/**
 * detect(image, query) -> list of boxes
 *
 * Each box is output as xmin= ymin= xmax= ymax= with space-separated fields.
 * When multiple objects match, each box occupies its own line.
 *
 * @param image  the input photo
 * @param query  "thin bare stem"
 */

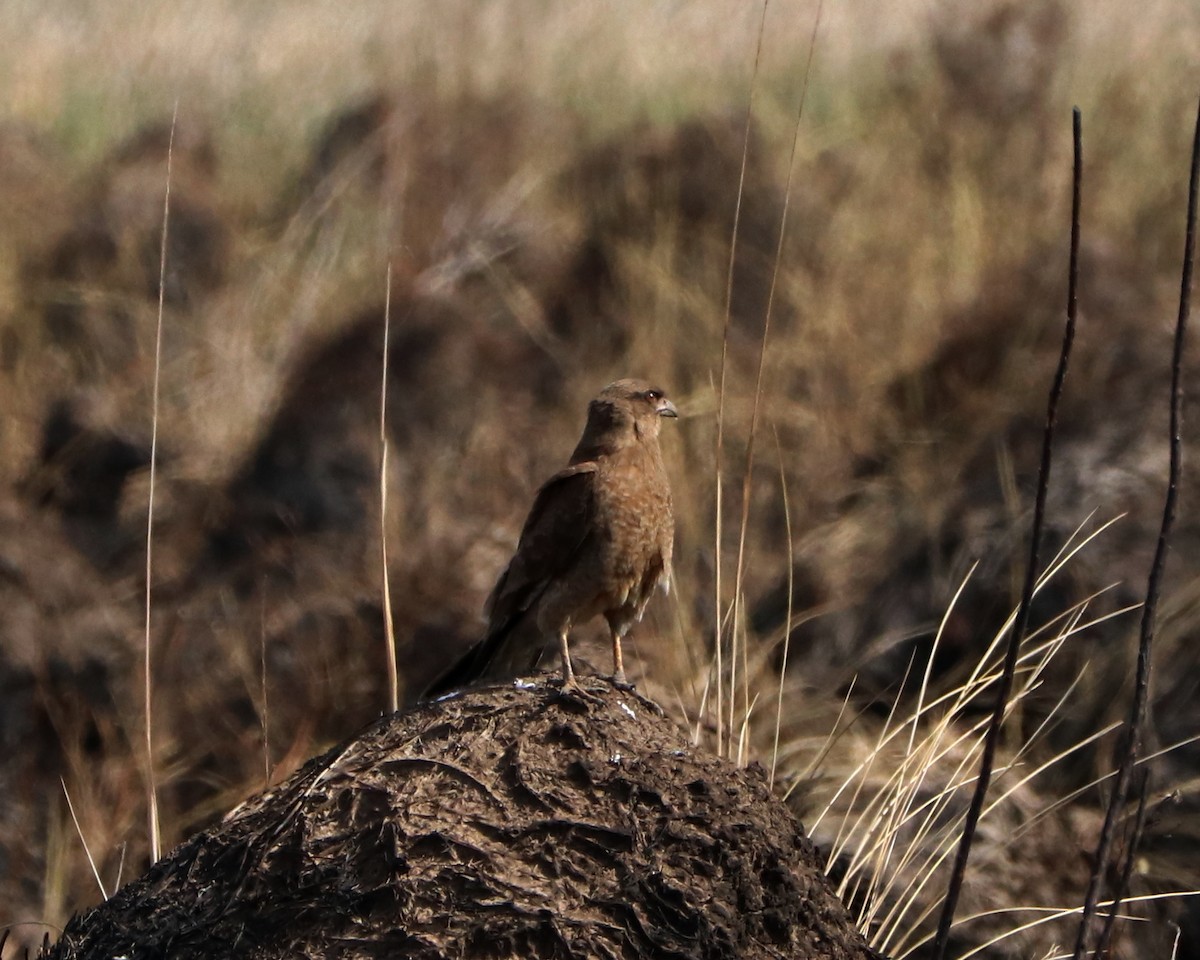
xmin=729 ymin=0 xmax=824 ymax=755
xmin=381 ymin=264 xmax=398 ymax=713
xmin=259 ymin=585 xmax=271 ymax=783
xmin=61 ymin=777 xmax=107 ymax=901
xmin=1094 ymin=771 xmax=1150 ymax=959
xmin=1014 ymin=729 xmax=1200 ymax=845
xmin=902 ymin=891 xmax=1200 ymax=960
xmin=1072 ymin=92 xmax=1200 ymax=960
xmin=115 ymin=841 xmax=127 ymax=891
xmin=143 ymin=101 xmax=178 ymax=865
xmin=769 ymin=426 xmax=794 ymax=789
xmin=933 ymin=106 xmax=1083 ymax=960
xmin=714 ymin=0 xmax=770 ymax=758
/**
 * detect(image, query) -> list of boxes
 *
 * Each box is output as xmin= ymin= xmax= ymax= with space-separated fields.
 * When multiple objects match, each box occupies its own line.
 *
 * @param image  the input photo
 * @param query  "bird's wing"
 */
xmin=422 ymin=463 xmax=599 ymax=699
xmin=485 ymin=461 xmax=598 ymax=628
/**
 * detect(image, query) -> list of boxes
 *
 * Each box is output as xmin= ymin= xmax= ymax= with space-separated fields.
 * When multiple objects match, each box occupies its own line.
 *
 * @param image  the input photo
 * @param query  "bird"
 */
xmin=425 ymin=378 xmax=677 ymax=696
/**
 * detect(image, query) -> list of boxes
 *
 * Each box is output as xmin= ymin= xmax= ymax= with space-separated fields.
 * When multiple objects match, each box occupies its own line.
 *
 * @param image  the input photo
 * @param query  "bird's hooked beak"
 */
xmin=657 ymin=397 xmax=679 ymax=418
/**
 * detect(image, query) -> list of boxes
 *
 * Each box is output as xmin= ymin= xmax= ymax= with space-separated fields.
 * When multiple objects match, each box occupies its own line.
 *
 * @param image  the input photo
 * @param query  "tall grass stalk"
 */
xmin=918 ymin=891 xmax=1200 ymax=960
xmin=769 ymin=426 xmax=795 ymax=789
xmin=729 ymin=0 xmax=823 ymax=758
xmin=60 ymin=778 xmax=107 ymax=902
xmin=380 ymin=264 xmax=398 ymax=713
xmin=142 ymin=100 xmax=178 ymax=865
xmin=713 ymin=0 xmax=770 ymax=759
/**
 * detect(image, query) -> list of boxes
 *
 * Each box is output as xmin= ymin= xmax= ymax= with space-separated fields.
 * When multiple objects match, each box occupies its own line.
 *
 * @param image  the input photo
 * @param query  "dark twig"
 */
xmin=1072 ymin=92 xmax=1200 ymax=960
xmin=932 ymin=107 xmax=1083 ymax=960
xmin=1093 ymin=771 xmax=1151 ymax=960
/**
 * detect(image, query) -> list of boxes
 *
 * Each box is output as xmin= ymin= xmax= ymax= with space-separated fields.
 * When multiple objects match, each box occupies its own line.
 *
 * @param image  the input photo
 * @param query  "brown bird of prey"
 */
xmin=426 ymin=379 xmax=677 ymax=695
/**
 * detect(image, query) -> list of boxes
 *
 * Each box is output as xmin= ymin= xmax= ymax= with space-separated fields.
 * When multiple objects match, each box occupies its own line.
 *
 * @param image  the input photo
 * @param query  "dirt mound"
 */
xmin=44 ymin=679 xmax=875 ymax=960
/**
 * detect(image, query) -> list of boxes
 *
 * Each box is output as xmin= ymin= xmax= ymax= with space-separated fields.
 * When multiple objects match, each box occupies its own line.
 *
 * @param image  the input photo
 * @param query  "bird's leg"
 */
xmin=611 ymin=627 xmax=634 ymax=690
xmin=558 ymin=627 xmax=577 ymax=688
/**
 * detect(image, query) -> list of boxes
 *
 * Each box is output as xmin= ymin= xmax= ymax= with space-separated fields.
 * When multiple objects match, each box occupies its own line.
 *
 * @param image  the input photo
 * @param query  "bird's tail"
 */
xmin=421 ymin=613 xmax=546 ymax=699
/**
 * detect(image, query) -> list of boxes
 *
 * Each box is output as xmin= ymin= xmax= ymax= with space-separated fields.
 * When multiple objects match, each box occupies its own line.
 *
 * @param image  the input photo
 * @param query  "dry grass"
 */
xmin=2 ymin=1 xmax=1200 ymax=958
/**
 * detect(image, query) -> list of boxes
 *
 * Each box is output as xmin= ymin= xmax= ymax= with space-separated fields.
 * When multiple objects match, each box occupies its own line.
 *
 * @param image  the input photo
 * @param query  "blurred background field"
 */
xmin=2 ymin=1 xmax=1200 ymax=957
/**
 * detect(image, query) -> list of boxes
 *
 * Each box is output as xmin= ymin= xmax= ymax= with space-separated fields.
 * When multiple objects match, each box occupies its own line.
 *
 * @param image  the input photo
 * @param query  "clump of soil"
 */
xmin=44 ymin=678 xmax=875 ymax=960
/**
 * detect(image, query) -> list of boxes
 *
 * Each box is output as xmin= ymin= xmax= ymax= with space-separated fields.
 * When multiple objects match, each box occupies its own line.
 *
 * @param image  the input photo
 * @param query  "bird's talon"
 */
xmin=551 ymin=677 xmax=604 ymax=709
xmin=555 ymin=664 xmax=583 ymax=694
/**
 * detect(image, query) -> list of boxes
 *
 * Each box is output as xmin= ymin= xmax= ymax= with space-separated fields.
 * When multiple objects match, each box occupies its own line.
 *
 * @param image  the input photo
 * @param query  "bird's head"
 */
xmin=575 ymin=379 xmax=678 ymax=456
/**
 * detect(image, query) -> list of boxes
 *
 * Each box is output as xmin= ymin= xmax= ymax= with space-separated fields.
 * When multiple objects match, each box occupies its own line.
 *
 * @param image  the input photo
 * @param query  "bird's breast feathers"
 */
xmin=591 ymin=446 xmax=674 ymax=599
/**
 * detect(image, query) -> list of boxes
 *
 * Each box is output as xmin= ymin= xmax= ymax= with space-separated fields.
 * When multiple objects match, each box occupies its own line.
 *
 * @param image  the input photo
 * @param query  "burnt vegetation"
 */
xmin=2 ymin=1 xmax=1200 ymax=958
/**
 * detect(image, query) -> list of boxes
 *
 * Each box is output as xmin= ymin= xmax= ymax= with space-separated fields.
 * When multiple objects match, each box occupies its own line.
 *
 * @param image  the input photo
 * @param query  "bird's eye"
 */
xmin=644 ymin=390 xmax=661 ymax=401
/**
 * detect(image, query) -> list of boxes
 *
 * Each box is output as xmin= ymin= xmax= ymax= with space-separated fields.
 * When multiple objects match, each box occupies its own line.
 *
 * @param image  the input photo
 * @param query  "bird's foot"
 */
xmin=551 ymin=672 xmax=607 ymax=708
xmin=558 ymin=673 xmax=581 ymax=692
xmin=611 ymin=671 xmax=636 ymax=692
